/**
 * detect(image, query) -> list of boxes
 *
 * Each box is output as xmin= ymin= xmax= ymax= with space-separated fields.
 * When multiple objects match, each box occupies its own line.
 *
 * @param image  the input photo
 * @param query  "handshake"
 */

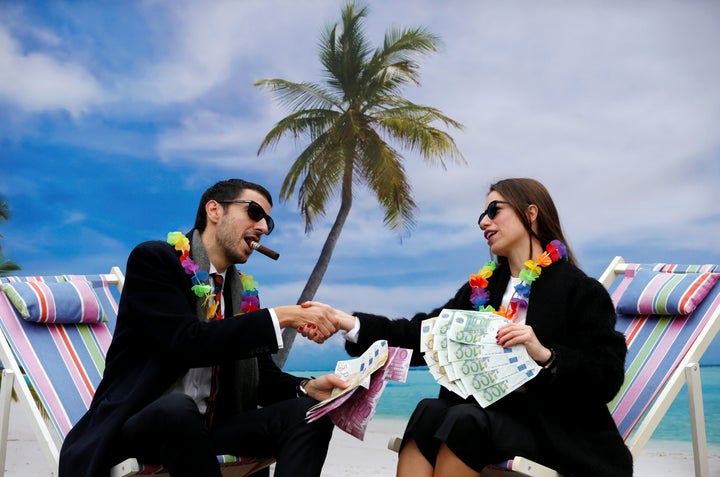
xmin=274 ymin=302 xmax=356 ymax=344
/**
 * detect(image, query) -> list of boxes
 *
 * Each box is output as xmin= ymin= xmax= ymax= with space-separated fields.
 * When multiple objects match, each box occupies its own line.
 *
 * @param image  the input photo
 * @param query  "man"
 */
xmin=59 ymin=178 xmax=347 ymax=477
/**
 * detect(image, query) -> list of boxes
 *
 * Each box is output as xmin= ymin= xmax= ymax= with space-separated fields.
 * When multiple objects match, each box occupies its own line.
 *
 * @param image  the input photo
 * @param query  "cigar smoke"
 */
xmin=249 ymin=241 xmax=280 ymax=260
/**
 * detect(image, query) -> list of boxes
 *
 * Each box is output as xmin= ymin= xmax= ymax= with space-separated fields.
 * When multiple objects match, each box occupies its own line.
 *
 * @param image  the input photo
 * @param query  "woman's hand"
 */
xmin=496 ymin=322 xmax=552 ymax=365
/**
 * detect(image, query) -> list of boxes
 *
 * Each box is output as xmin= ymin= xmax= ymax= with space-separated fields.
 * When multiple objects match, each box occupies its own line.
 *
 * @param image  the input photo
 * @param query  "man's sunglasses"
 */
xmin=478 ymin=200 xmax=511 ymax=225
xmin=218 ymin=200 xmax=275 ymax=234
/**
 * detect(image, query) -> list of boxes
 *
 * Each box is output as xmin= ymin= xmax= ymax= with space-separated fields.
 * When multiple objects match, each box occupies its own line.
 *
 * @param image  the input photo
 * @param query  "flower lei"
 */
xmin=469 ymin=240 xmax=568 ymax=320
xmin=167 ymin=232 xmax=260 ymax=319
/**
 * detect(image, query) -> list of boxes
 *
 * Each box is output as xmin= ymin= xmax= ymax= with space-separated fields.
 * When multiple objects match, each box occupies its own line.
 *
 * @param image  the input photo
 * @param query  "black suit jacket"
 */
xmin=59 ymin=237 xmax=302 ymax=477
xmin=346 ymin=260 xmax=633 ymax=477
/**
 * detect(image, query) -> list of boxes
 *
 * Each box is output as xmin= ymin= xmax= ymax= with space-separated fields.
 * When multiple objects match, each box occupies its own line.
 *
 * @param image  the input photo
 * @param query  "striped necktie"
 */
xmin=206 ymin=273 xmax=223 ymax=426
xmin=208 ymin=273 xmax=224 ymax=321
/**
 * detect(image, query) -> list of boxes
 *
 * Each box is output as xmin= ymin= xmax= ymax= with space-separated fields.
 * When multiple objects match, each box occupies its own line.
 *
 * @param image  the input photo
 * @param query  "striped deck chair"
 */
xmin=390 ymin=256 xmax=720 ymax=477
xmin=600 ymin=256 xmax=719 ymax=477
xmin=0 ymin=269 xmax=273 ymax=477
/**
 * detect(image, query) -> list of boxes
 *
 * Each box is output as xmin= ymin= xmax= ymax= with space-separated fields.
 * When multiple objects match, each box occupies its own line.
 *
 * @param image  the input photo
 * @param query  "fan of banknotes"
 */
xmin=421 ymin=309 xmax=541 ymax=407
xmin=305 ymin=340 xmax=413 ymax=440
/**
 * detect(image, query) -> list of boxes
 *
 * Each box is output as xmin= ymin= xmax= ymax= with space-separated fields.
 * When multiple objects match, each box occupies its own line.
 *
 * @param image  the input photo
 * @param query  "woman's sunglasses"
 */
xmin=218 ymin=200 xmax=275 ymax=234
xmin=477 ymin=200 xmax=511 ymax=225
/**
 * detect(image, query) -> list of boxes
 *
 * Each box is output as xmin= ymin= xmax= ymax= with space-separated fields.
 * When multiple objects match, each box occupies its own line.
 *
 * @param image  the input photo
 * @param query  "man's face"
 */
xmin=214 ymin=190 xmax=273 ymax=264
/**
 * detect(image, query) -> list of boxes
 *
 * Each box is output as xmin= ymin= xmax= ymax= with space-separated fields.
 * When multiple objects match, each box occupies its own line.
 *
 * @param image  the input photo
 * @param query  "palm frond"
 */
xmin=319 ymin=2 xmax=373 ymax=100
xmin=0 ymin=201 xmax=9 ymax=223
xmin=279 ymin=129 xmax=346 ymax=231
xmin=297 ymin=154 xmax=345 ymax=231
xmin=257 ymin=108 xmax=341 ymax=154
xmin=358 ymin=26 xmax=442 ymax=101
xmin=355 ymin=132 xmax=416 ymax=232
xmin=0 ymin=258 xmax=20 ymax=276
xmin=254 ymin=79 xmax=341 ymax=113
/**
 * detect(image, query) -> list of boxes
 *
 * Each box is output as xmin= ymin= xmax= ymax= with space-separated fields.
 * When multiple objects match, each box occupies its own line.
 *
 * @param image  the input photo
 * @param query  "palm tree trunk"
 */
xmin=273 ymin=165 xmax=354 ymax=368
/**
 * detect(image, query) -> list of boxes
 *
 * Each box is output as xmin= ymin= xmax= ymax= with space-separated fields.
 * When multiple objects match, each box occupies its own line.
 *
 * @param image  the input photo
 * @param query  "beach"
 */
xmin=4 ymin=403 xmax=719 ymax=476
xmin=321 ymin=417 xmax=720 ymax=477
xmin=321 ymin=368 xmax=720 ymax=476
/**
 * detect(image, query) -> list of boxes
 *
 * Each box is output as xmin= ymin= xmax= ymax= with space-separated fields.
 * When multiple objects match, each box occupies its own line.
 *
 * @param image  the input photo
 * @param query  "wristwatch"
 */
xmin=540 ymin=348 xmax=556 ymax=369
xmin=296 ymin=378 xmax=312 ymax=397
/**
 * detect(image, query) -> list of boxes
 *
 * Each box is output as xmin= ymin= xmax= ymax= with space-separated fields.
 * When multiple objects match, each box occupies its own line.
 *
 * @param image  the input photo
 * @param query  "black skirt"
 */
xmin=401 ymin=391 xmax=546 ymax=473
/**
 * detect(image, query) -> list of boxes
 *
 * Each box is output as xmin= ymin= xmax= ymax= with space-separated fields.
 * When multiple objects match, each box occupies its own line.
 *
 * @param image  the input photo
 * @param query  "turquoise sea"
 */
xmin=297 ymin=365 xmax=720 ymax=444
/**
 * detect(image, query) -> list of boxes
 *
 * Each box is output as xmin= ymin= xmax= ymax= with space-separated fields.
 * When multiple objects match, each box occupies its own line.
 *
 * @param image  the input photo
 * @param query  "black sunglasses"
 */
xmin=478 ymin=200 xmax=511 ymax=225
xmin=218 ymin=200 xmax=275 ymax=234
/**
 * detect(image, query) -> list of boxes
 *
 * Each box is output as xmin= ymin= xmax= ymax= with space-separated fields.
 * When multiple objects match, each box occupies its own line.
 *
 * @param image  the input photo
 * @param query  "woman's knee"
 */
xmin=412 ymin=398 xmax=451 ymax=418
xmin=443 ymin=403 xmax=490 ymax=438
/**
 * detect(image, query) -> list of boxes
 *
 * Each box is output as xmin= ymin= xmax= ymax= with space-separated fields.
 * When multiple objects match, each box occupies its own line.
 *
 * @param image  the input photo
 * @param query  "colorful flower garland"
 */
xmin=167 ymin=232 xmax=260 ymax=319
xmin=469 ymin=240 xmax=568 ymax=320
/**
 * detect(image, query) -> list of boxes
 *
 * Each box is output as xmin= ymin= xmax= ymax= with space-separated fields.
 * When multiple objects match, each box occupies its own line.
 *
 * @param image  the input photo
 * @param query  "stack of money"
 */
xmin=306 ymin=340 xmax=413 ymax=440
xmin=421 ymin=309 xmax=540 ymax=407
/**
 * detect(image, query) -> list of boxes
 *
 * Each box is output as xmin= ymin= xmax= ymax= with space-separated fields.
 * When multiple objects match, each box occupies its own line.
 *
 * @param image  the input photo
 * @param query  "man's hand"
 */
xmin=302 ymin=374 xmax=349 ymax=402
xmin=275 ymin=302 xmax=340 ymax=343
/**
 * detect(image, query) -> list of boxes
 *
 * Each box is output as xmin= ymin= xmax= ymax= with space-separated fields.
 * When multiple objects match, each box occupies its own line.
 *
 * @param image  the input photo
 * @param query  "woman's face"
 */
xmin=478 ymin=191 xmax=528 ymax=257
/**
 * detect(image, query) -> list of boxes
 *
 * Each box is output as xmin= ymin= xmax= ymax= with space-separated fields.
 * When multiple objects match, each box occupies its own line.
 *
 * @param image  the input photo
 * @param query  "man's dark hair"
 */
xmin=194 ymin=179 xmax=273 ymax=232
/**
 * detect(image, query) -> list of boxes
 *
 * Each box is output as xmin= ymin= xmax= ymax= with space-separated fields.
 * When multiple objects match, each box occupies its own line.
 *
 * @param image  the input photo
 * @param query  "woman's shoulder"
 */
xmin=543 ymin=260 xmax=613 ymax=304
xmin=548 ymin=259 xmax=588 ymax=280
xmin=543 ymin=260 xmax=605 ymax=289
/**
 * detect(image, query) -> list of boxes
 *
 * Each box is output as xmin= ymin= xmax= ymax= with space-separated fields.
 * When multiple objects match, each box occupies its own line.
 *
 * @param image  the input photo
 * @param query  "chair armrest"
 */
xmin=387 ymin=436 xmax=402 ymax=453
xmin=110 ymin=458 xmax=140 ymax=477
xmin=511 ymin=456 xmax=563 ymax=477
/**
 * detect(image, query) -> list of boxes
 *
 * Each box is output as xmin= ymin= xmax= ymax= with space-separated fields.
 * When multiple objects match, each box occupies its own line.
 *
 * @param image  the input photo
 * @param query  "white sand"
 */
xmin=3 ymin=403 xmax=719 ymax=476
xmin=322 ymin=418 xmax=720 ymax=476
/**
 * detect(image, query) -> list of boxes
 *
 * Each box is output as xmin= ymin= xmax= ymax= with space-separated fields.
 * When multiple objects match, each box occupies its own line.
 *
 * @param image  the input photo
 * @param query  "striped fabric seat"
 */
xmin=606 ymin=262 xmax=720 ymax=454
xmin=0 ymin=274 xmax=115 ymax=442
xmin=0 ymin=270 xmax=272 ymax=477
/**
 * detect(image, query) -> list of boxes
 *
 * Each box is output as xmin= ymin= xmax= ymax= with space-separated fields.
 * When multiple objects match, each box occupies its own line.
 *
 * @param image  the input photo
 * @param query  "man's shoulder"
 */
xmin=130 ymin=239 xmax=178 ymax=262
xmin=134 ymin=239 xmax=175 ymax=252
xmin=125 ymin=239 xmax=188 ymax=281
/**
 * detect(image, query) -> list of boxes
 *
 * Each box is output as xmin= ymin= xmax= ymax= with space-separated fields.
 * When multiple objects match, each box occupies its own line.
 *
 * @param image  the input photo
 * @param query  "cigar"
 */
xmin=249 ymin=241 xmax=280 ymax=260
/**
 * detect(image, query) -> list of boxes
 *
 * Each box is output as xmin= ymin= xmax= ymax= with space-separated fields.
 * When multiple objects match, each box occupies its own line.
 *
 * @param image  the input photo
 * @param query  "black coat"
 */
xmin=345 ymin=260 xmax=633 ymax=477
xmin=59 ymin=239 xmax=302 ymax=477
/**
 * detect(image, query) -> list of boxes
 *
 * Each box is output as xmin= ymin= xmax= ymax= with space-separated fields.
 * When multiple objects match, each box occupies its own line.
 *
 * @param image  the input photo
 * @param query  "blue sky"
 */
xmin=1 ymin=0 xmax=719 ymax=368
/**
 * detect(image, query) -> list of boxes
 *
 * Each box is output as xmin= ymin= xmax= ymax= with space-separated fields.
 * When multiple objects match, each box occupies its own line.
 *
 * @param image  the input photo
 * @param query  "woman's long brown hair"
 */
xmin=489 ymin=178 xmax=577 ymax=266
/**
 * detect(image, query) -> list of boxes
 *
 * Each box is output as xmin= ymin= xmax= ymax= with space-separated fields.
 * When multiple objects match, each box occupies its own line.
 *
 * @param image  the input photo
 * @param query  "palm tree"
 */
xmin=255 ymin=1 xmax=464 ymax=366
xmin=0 ymin=200 xmax=20 ymax=276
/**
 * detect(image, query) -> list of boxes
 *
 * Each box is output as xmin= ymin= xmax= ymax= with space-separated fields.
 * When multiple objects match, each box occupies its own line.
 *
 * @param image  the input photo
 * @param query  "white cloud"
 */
xmin=382 ymin=0 xmax=720 ymax=261
xmin=122 ymin=0 xmax=335 ymax=105
xmin=2 ymin=0 xmax=719 ymax=302
xmin=155 ymin=109 xmax=301 ymax=171
xmin=63 ymin=211 xmax=86 ymax=225
xmin=0 ymin=25 xmax=104 ymax=116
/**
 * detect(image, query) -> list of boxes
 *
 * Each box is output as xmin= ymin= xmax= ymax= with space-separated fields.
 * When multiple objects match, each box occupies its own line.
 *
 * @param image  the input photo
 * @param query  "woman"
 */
xmin=335 ymin=178 xmax=632 ymax=477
